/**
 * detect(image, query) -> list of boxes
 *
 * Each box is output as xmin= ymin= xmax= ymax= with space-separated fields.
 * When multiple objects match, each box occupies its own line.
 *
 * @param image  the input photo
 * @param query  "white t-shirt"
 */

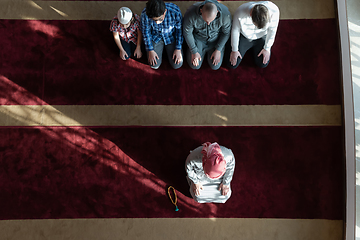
xmin=231 ymin=1 xmax=280 ymax=52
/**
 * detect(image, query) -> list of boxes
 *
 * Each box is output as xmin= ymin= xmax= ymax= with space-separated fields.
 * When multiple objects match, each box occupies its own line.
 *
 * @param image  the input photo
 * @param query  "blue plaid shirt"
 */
xmin=141 ymin=3 xmax=183 ymax=51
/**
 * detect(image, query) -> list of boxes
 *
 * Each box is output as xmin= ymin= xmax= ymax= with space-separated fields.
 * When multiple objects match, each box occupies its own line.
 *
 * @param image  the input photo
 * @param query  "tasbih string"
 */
xmin=167 ymin=186 xmax=179 ymax=211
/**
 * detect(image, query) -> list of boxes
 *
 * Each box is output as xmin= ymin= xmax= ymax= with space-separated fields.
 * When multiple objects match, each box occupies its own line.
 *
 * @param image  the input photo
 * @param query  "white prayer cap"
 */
xmin=117 ymin=7 xmax=133 ymax=25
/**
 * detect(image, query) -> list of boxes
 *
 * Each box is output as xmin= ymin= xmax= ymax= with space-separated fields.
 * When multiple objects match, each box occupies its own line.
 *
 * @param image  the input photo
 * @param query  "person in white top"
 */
xmin=185 ymin=142 xmax=235 ymax=203
xmin=228 ymin=1 xmax=279 ymax=68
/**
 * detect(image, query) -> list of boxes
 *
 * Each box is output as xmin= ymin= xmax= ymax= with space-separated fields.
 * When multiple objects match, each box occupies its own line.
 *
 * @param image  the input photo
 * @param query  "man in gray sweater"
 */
xmin=183 ymin=0 xmax=231 ymax=70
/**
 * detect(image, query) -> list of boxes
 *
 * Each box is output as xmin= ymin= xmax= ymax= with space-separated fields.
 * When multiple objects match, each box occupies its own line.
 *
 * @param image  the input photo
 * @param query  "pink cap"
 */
xmin=201 ymin=142 xmax=226 ymax=179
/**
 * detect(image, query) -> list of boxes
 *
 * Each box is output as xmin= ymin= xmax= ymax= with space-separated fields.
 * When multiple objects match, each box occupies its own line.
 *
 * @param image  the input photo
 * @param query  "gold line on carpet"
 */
xmin=0 ymin=105 xmax=341 ymax=127
xmin=0 ymin=218 xmax=343 ymax=240
xmin=0 ymin=0 xmax=335 ymax=20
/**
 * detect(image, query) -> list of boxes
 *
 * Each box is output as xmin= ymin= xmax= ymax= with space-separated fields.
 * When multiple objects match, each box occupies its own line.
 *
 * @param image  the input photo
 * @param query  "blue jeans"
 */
xmin=121 ymin=39 xmax=137 ymax=60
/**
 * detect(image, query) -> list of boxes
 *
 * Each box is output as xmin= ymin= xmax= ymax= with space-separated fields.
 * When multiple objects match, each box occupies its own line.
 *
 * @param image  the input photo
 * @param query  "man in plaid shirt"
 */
xmin=141 ymin=0 xmax=183 ymax=69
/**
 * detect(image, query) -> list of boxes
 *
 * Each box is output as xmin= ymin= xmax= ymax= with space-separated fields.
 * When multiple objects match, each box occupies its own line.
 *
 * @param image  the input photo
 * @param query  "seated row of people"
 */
xmin=110 ymin=0 xmax=279 ymax=70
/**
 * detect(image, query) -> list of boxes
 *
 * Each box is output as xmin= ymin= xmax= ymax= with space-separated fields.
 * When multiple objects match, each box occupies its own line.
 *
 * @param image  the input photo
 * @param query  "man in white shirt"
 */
xmin=228 ymin=1 xmax=279 ymax=68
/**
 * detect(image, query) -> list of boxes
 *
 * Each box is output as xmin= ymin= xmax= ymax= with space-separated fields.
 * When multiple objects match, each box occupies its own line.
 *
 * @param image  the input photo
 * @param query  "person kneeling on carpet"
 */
xmin=110 ymin=7 xmax=143 ymax=60
xmin=183 ymin=0 xmax=231 ymax=70
xmin=140 ymin=0 xmax=184 ymax=69
xmin=185 ymin=142 xmax=235 ymax=203
xmin=228 ymin=1 xmax=279 ymax=68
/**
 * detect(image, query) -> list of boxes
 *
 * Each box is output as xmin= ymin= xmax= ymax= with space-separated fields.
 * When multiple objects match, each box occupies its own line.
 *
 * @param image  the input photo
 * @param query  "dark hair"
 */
xmin=146 ymin=0 xmax=166 ymax=18
xmin=251 ymin=4 xmax=269 ymax=29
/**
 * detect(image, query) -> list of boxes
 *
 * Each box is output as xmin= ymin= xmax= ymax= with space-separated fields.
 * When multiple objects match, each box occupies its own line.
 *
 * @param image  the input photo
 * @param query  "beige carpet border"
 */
xmin=0 ymin=218 xmax=343 ymax=240
xmin=0 ymin=0 xmax=335 ymax=20
xmin=0 ymin=104 xmax=341 ymax=126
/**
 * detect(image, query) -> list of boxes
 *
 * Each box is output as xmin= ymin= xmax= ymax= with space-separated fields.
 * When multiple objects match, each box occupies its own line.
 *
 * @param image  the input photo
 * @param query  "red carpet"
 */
xmin=0 ymin=19 xmax=340 ymax=105
xmin=0 ymin=126 xmax=343 ymax=219
xmin=0 ymin=6 xmax=344 ymax=222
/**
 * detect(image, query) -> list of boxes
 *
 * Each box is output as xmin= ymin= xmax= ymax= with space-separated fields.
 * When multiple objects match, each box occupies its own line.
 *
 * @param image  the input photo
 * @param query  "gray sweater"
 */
xmin=183 ymin=0 xmax=231 ymax=54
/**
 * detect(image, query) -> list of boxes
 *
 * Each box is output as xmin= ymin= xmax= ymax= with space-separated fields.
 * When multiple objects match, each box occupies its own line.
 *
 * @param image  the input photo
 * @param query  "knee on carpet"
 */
xmin=150 ymin=64 xmax=160 ymax=70
xmin=189 ymin=63 xmax=201 ymax=70
xmin=256 ymin=62 xmax=269 ymax=68
xmin=254 ymin=57 xmax=269 ymax=68
xmin=210 ymin=63 xmax=222 ymax=70
xmin=172 ymin=61 xmax=183 ymax=70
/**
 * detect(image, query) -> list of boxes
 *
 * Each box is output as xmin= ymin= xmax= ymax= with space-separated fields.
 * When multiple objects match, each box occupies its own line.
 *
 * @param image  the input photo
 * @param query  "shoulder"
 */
xmin=166 ymin=3 xmax=181 ymax=13
xmin=220 ymin=146 xmax=235 ymax=161
xmin=263 ymin=1 xmax=278 ymax=8
xmin=133 ymin=14 xmax=141 ymax=26
xmin=133 ymin=14 xmax=140 ymax=22
xmin=234 ymin=2 xmax=252 ymax=16
xmin=141 ymin=7 xmax=148 ymax=18
xmin=219 ymin=6 xmax=231 ymax=22
xmin=110 ymin=16 xmax=119 ymax=24
xmin=185 ymin=2 xmax=200 ymax=14
xmin=186 ymin=146 xmax=203 ymax=163
xmin=165 ymin=3 xmax=183 ymax=21
xmin=263 ymin=1 xmax=280 ymax=21
xmin=217 ymin=2 xmax=230 ymax=14
xmin=184 ymin=3 xmax=200 ymax=20
xmin=140 ymin=8 xmax=150 ymax=24
xmin=110 ymin=16 xmax=120 ymax=30
xmin=259 ymin=1 xmax=279 ymax=14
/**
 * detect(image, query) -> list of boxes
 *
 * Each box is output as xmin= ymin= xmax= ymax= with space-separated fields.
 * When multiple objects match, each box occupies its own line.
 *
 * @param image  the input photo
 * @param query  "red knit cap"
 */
xmin=201 ymin=142 xmax=226 ymax=179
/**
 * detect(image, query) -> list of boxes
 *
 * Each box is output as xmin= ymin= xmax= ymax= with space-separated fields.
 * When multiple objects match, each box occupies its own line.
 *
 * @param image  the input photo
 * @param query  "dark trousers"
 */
xmin=147 ymin=40 xmax=183 ymax=69
xmin=228 ymin=34 xmax=270 ymax=69
xmin=121 ymin=39 xmax=137 ymax=60
xmin=186 ymin=40 xmax=225 ymax=70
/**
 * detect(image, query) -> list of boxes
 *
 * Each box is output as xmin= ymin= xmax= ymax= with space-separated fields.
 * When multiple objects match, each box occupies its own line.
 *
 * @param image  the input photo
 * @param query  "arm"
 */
xmin=231 ymin=11 xmax=241 ymax=52
xmin=112 ymin=32 xmax=128 ymax=60
xmin=172 ymin=8 xmax=183 ymax=64
xmin=217 ymin=148 xmax=235 ymax=196
xmin=263 ymin=6 xmax=280 ymax=51
xmin=185 ymin=147 xmax=203 ymax=184
xmin=141 ymin=11 xmax=159 ymax=65
xmin=174 ymin=10 xmax=183 ymax=50
xmin=186 ymin=158 xmax=204 ymax=196
xmin=140 ymin=12 xmax=154 ymax=52
xmin=136 ymin=24 xmax=143 ymax=48
xmin=183 ymin=9 xmax=199 ymax=54
xmin=186 ymin=158 xmax=201 ymax=184
xmin=134 ymin=29 xmax=143 ymax=58
xmin=215 ymin=11 xmax=231 ymax=51
xmin=229 ymin=8 xmax=242 ymax=65
xmin=221 ymin=150 xmax=235 ymax=186
xmin=113 ymin=32 xmax=124 ymax=51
